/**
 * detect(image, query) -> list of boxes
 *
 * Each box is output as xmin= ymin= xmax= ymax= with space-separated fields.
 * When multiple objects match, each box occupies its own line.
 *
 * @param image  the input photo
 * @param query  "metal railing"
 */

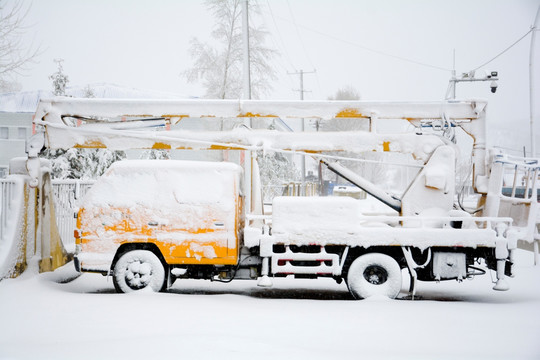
xmin=495 ymin=154 xmax=539 ymax=201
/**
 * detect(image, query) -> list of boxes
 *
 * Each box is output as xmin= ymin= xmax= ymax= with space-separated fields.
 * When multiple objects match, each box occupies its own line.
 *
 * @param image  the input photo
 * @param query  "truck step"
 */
xmin=271 ymin=246 xmax=340 ymax=276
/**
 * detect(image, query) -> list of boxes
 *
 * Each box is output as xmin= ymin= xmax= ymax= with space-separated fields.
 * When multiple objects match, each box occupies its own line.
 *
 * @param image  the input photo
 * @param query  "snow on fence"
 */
xmin=263 ymin=182 xmax=319 ymax=202
xmin=0 ymin=179 xmax=15 ymax=242
xmin=0 ymin=178 xmax=25 ymax=278
xmin=51 ymin=179 xmax=95 ymax=251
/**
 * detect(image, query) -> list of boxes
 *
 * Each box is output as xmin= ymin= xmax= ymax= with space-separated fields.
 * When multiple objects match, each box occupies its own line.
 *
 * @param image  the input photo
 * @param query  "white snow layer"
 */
xmin=82 ymin=160 xmax=241 ymax=209
xmin=270 ymin=197 xmax=500 ymax=250
xmin=0 ymin=250 xmax=539 ymax=360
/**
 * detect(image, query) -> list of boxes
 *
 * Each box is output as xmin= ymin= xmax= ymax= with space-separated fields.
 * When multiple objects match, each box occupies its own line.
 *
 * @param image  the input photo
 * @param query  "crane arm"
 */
xmin=28 ymin=98 xmax=488 ymax=191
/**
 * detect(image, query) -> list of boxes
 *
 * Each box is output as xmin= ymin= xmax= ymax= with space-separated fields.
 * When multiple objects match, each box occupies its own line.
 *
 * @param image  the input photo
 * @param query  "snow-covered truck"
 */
xmin=25 ymin=98 xmax=539 ymax=298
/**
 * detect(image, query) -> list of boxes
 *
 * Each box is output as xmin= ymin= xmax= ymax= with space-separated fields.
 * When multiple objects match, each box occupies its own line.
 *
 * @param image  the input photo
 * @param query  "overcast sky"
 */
xmin=9 ymin=0 xmax=540 ymax=153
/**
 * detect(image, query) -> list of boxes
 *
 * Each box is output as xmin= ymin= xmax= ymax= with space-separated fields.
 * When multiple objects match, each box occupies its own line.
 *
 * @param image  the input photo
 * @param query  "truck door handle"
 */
xmin=148 ymin=221 xmax=158 ymax=226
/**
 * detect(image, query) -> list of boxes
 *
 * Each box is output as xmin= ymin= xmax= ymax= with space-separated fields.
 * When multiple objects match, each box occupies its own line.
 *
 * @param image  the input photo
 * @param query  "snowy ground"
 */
xmin=1 ymin=250 xmax=539 ymax=360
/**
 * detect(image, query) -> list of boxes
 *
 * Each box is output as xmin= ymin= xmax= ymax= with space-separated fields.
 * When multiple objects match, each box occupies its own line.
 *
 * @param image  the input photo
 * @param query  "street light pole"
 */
xmin=529 ymin=5 xmax=540 ymax=157
xmin=242 ymin=0 xmax=251 ymax=100
xmin=242 ymin=0 xmax=252 ymax=215
xmin=288 ymin=69 xmax=316 ymax=188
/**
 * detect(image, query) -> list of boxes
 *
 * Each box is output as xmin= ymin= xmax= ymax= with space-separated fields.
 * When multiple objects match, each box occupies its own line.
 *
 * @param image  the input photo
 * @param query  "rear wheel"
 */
xmin=113 ymin=250 xmax=166 ymax=293
xmin=346 ymin=253 xmax=402 ymax=299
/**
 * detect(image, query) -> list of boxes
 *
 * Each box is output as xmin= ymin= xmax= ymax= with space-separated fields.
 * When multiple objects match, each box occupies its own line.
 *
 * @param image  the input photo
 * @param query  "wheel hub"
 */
xmin=125 ymin=260 xmax=153 ymax=289
xmin=363 ymin=265 xmax=388 ymax=285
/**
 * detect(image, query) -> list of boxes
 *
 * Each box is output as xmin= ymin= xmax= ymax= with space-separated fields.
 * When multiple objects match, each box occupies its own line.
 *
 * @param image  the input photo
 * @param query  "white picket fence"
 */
xmin=0 ymin=177 xmax=26 ymax=278
xmin=0 ymin=179 xmax=18 ymax=244
xmin=51 ymin=180 xmax=95 ymax=249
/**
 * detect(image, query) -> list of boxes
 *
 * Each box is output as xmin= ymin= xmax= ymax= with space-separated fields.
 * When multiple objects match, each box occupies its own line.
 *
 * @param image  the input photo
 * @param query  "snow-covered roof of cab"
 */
xmin=83 ymin=160 xmax=242 ymax=209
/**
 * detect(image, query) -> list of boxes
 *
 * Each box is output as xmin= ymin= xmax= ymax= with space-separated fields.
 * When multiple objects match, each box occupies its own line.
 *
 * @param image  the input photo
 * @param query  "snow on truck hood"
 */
xmin=81 ymin=160 xmax=242 ymax=209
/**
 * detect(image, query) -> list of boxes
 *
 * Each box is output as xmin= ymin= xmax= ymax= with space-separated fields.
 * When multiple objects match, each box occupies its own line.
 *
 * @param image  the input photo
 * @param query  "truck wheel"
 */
xmin=346 ymin=253 xmax=401 ymax=300
xmin=113 ymin=250 xmax=166 ymax=293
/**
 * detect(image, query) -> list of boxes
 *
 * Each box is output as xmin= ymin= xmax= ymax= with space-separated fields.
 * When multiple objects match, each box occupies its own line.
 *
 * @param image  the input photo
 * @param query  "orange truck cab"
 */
xmin=74 ymin=160 xmax=244 ymax=292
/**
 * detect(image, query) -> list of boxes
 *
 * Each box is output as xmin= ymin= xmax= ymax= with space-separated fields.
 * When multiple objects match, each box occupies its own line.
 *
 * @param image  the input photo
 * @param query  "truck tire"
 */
xmin=346 ymin=253 xmax=401 ymax=300
xmin=113 ymin=250 xmax=166 ymax=293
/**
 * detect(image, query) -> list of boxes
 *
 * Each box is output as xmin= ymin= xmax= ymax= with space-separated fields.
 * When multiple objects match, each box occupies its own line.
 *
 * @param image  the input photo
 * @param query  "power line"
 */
xmin=304 ymin=25 xmax=451 ymax=72
xmin=285 ymin=1 xmax=322 ymax=95
xmin=286 ymin=0 xmax=316 ymax=70
xmin=471 ymin=28 xmax=534 ymax=72
xmin=265 ymin=0 xmax=296 ymax=71
xmin=260 ymin=8 xmax=451 ymax=73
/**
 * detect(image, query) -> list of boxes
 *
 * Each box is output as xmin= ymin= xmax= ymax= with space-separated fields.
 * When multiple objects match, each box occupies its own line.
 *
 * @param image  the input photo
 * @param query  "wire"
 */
xmin=265 ymin=0 xmax=296 ymax=71
xmin=470 ymin=28 xmax=534 ymax=72
xmin=284 ymin=0 xmax=324 ymax=98
xmin=286 ymin=0 xmax=316 ymax=71
xmin=259 ymin=8 xmax=451 ymax=73
xmin=308 ymin=26 xmax=451 ymax=72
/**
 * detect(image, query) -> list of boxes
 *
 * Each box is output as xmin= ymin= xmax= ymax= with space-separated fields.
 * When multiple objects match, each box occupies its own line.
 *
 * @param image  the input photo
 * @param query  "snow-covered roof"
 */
xmin=0 ymin=83 xmax=190 ymax=113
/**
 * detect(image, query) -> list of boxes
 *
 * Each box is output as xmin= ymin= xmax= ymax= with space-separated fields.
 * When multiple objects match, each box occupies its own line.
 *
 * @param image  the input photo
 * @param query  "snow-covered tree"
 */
xmin=257 ymin=150 xmax=300 ymax=202
xmin=83 ymin=84 xmax=95 ymax=98
xmin=183 ymin=0 xmax=277 ymax=99
xmin=327 ymin=85 xmax=360 ymax=101
xmin=49 ymin=59 xmax=68 ymax=96
xmin=0 ymin=79 xmax=21 ymax=93
xmin=139 ymin=149 xmax=170 ymax=160
xmin=41 ymin=148 xmax=126 ymax=180
xmin=40 ymin=78 xmax=126 ymax=179
xmin=0 ymin=1 xmax=39 ymax=92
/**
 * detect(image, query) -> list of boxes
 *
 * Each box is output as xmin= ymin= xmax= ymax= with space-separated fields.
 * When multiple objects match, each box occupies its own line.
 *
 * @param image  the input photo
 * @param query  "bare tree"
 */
xmin=0 ymin=1 xmax=39 ymax=92
xmin=183 ymin=0 xmax=277 ymax=99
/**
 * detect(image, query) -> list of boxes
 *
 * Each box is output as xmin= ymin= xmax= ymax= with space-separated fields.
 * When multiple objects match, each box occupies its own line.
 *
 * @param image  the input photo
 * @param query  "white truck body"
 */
xmin=15 ymin=97 xmax=538 ymax=298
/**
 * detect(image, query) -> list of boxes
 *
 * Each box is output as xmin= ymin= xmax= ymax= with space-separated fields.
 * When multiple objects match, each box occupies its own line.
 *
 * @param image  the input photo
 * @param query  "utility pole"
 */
xmin=242 ymin=0 xmax=252 ymax=216
xmin=530 ymin=5 xmax=540 ymax=157
xmin=288 ymin=69 xmax=316 ymax=100
xmin=288 ymin=69 xmax=316 ymax=190
xmin=451 ymin=49 xmax=456 ymax=100
xmin=242 ymin=0 xmax=251 ymax=100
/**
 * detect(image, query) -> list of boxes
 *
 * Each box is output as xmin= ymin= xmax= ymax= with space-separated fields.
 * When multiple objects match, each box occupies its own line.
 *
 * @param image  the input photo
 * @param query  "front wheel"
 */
xmin=113 ymin=250 xmax=166 ymax=293
xmin=346 ymin=253 xmax=402 ymax=300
